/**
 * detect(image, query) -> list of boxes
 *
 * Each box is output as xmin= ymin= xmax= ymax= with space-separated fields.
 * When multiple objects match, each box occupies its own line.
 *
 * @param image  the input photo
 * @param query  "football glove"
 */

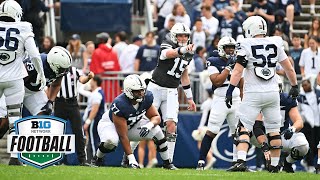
xmin=139 ymin=122 xmax=154 ymax=137
xmin=225 ymin=62 xmax=236 ymax=71
xmin=281 ymin=127 xmax=296 ymax=140
xmin=289 ymin=85 xmax=299 ymax=100
xmin=41 ymin=100 xmax=53 ymax=115
xmin=225 ymin=95 xmax=232 ymax=109
xmin=127 ymin=154 xmax=139 ymax=169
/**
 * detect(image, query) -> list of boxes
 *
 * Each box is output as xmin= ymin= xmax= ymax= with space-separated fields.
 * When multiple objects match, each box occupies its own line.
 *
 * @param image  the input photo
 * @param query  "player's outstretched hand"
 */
xmin=289 ymin=85 xmax=299 ymax=100
xmin=225 ymin=96 xmax=232 ymax=108
xmin=186 ymin=44 xmax=194 ymax=53
xmin=187 ymin=99 xmax=196 ymax=111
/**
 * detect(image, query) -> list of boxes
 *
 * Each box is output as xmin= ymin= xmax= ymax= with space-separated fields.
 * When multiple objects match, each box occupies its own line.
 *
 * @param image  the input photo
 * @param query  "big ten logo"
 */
xmin=31 ymin=121 xmax=51 ymax=129
xmin=211 ymin=124 xmax=256 ymax=165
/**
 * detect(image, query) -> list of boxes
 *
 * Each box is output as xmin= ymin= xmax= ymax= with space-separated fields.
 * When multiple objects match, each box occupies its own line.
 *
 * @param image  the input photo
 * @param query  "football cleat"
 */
xmin=91 ymin=156 xmax=104 ymax=167
xmin=316 ymin=164 xmax=320 ymax=174
xmin=283 ymin=159 xmax=294 ymax=173
xmin=163 ymin=163 xmax=178 ymax=170
xmin=8 ymin=157 xmax=23 ymax=166
xmin=268 ymin=165 xmax=279 ymax=173
xmin=226 ymin=159 xmax=249 ymax=172
xmin=80 ymin=162 xmax=97 ymax=167
xmin=129 ymin=163 xmax=140 ymax=169
xmin=196 ymin=160 xmax=205 ymax=170
xmin=121 ymin=153 xmax=129 ymax=168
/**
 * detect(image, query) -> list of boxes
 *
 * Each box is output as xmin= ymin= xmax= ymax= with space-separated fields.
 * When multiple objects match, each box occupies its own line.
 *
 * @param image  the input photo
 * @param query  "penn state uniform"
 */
xmin=279 ymin=93 xmax=309 ymax=152
xmin=22 ymin=54 xmax=65 ymax=115
xmin=98 ymin=91 xmax=162 ymax=145
xmin=236 ymin=36 xmax=287 ymax=133
xmin=207 ymin=56 xmax=240 ymax=134
xmin=149 ymin=35 xmax=193 ymax=122
xmin=219 ymin=19 xmax=242 ymax=40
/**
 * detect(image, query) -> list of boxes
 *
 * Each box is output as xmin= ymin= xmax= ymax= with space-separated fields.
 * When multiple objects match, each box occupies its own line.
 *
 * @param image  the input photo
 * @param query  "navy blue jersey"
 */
xmin=280 ymin=92 xmax=297 ymax=132
xmin=109 ymin=90 xmax=153 ymax=129
xmin=218 ymin=19 xmax=242 ymax=40
xmin=24 ymin=53 xmax=64 ymax=91
xmin=206 ymin=56 xmax=235 ymax=92
xmin=249 ymin=2 xmax=274 ymax=24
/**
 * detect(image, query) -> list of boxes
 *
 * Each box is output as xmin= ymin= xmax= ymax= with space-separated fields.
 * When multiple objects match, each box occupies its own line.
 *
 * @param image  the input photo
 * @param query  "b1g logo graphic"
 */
xmin=7 ymin=116 xmax=75 ymax=169
xmin=211 ymin=124 xmax=255 ymax=166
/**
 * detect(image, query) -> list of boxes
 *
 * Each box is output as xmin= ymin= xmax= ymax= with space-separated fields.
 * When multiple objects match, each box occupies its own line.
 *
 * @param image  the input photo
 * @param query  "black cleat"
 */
xmin=128 ymin=163 xmax=140 ymax=169
xmin=226 ymin=160 xmax=249 ymax=172
xmin=316 ymin=164 xmax=320 ymax=174
xmin=196 ymin=160 xmax=205 ymax=170
xmin=163 ymin=163 xmax=178 ymax=170
xmin=91 ymin=156 xmax=104 ymax=167
xmin=121 ymin=153 xmax=129 ymax=168
xmin=268 ymin=165 xmax=279 ymax=173
xmin=8 ymin=157 xmax=23 ymax=166
xmin=283 ymin=159 xmax=294 ymax=173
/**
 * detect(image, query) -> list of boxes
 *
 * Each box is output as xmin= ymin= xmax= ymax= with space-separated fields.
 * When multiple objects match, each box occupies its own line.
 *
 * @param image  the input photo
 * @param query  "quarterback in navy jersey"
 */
xmin=253 ymin=76 xmax=308 ymax=173
xmin=0 ymin=46 xmax=71 ymax=117
xmin=92 ymin=74 xmax=176 ymax=170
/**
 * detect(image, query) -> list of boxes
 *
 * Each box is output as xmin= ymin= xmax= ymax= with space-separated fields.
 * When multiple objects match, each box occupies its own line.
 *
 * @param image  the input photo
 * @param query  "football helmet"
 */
xmin=123 ymin=74 xmax=146 ymax=102
xmin=47 ymin=46 xmax=72 ymax=77
xmin=242 ymin=16 xmax=267 ymax=38
xmin=217 ymin=36 xmax=236 ymax=58
xmin=170 ymin=23 xmax=191 ymax=46
xmin=0 ymin=0 xmax=23 ymax=22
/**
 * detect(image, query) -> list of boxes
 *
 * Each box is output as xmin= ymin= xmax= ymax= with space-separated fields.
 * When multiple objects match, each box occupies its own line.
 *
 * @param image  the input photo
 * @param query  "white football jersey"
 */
xmin=0 ymin=21 xmax=38 ymax=82
xmin=236 ymin=36 xmax=288 ymax=93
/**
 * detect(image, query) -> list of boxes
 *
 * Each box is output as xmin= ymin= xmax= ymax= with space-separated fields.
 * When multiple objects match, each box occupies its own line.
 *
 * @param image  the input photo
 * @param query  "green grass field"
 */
xmin=0 ymin=165 xmax=319 ymax=180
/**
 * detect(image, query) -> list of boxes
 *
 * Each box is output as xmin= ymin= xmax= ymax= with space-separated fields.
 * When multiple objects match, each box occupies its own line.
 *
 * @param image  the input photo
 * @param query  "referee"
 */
xmin=54 ymin=66 xmax=94 ymax=166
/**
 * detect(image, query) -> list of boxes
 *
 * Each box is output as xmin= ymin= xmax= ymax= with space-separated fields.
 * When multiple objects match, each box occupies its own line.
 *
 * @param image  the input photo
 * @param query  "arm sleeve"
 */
xmin=25 ymin=37 xmax=43 ymax=74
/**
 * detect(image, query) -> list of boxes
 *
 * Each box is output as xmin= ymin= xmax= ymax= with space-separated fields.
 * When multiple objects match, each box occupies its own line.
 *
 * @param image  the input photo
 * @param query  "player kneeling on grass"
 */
xmin=91 ymin=74 xmax=177 ymax=169
xmin=253 ymin=76 xmax=309 ymax=173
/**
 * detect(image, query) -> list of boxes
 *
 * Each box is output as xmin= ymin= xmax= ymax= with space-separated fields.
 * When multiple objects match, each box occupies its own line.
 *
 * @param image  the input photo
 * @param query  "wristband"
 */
xmin=177 ymin=47 xmax=183 ymax=55
xmin=85 ymin=118 xmax=92 ymax=125
xmin=183 ymin=85 xmax=193 ymax=99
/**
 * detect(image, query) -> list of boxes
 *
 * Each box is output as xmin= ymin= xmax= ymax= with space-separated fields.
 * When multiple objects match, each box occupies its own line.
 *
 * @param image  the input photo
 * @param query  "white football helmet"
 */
xmin=242 ymin=16 xmax=267 ymax=38
xmin=170 ymin=23 xmax=191 ymax=46
xmin=47 ymin=46 xmax=72 ymax=76
xmin=123 ymin=74 xmax=147 ymax=102
xmin=0 ymin=0 xmax=23 ymax=22
xmin=217 ymin=36 xmax=236 ymax=58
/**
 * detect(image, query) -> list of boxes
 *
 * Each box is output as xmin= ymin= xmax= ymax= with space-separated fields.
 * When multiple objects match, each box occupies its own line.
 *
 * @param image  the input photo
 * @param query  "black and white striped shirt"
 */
xmin=57 ymin=67 xmax=80 ymax=99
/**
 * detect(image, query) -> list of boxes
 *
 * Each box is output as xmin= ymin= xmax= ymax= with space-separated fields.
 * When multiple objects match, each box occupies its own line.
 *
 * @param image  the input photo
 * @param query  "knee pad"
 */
xmin=234 ymin=126 xmax=252 ymax=149
xmin=290 ymin=145 xmax=309 ymax=160
xmin=98 ymin=140 xmax=117 ymax=153
xmin=154 ymin=138 xmax=168 ymax=152
xmin=253 ymin=121 xmax=266 ymax=138
xmin=267 ymin=134 xmax=283 ymax=150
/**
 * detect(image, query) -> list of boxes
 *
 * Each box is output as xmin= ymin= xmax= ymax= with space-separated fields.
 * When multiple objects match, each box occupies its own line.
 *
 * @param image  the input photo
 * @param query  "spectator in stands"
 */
xmin=310 ymin=0 xmax=316 ymax=15
xmin=113 ymin=31 xmax=128 ymax=58
xmin=300 ymin=36 xmax=320 ymax=81
xmin=39 ymin=36 xmax=55 ymax=54
xmin=164 ymin=2 xmax=191 ymax=29
xmin=67 ymin=34 xmax=87 ymax=71
xmin=200 ymin=4 xmax=219 ymax=47
xmin=269 ymin=9 xmax=290 ymax=39
xmin=247 ymin=0 xmax=274 ymax=34
xmin=90 ymin=32 xmax=121 ymax=103
xmin=212 ymin=0 xmax=230 ymax=23
xmin=157 ymin=18 xmax=175 ymax=45
xmin=155 ymin=0 xmax=178 ymax=32
xmin=193 ymin=46 xmax=206 ymax=72
xmin=273 ymin=28 xmax=290 ymax=50
xmin=298 ymin=79 xmax=320 ymax=173
xmin=134 ymin=32 xmax=160 ymax=72
xmin=218 ymin=6 xmax=242 ymax=41
xmin=83 ymin=41 xmax=95 ymax=73
xmin=230 ymin=0 xmax=247 ymax=24
xmin=304 ymin=17 xmax=320 ymax=48
xmin=119 ymin=35 xmax=143 ymax=73
xmin=191 ymin=18 xmax=206 ymax=49
xmin=206 ymin=35 xmax=220 ymax=58
xmin=276 ymin=0 xmax=299 ymax=32
xmin=289 ymin=34 xmax=303 ymax=76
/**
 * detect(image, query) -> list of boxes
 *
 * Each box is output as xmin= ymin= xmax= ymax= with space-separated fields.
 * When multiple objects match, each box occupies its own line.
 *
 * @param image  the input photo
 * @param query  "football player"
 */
xmin=0 ymin=0 xmax=46 ymax=164
xmin=147 ymin=22 xmax=197 ymax=162
xmin=196 ymin=36 xmax=242 ymax=170
xmin=225 ymin=16 xmax=299 ymax=172
xmin=0 ymin=46 xmax=71 ymax=165
xmin=91 ymin=75 xmax=177 ymax=170
xmin=252 ymin=75 xmax=309 ymax=173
